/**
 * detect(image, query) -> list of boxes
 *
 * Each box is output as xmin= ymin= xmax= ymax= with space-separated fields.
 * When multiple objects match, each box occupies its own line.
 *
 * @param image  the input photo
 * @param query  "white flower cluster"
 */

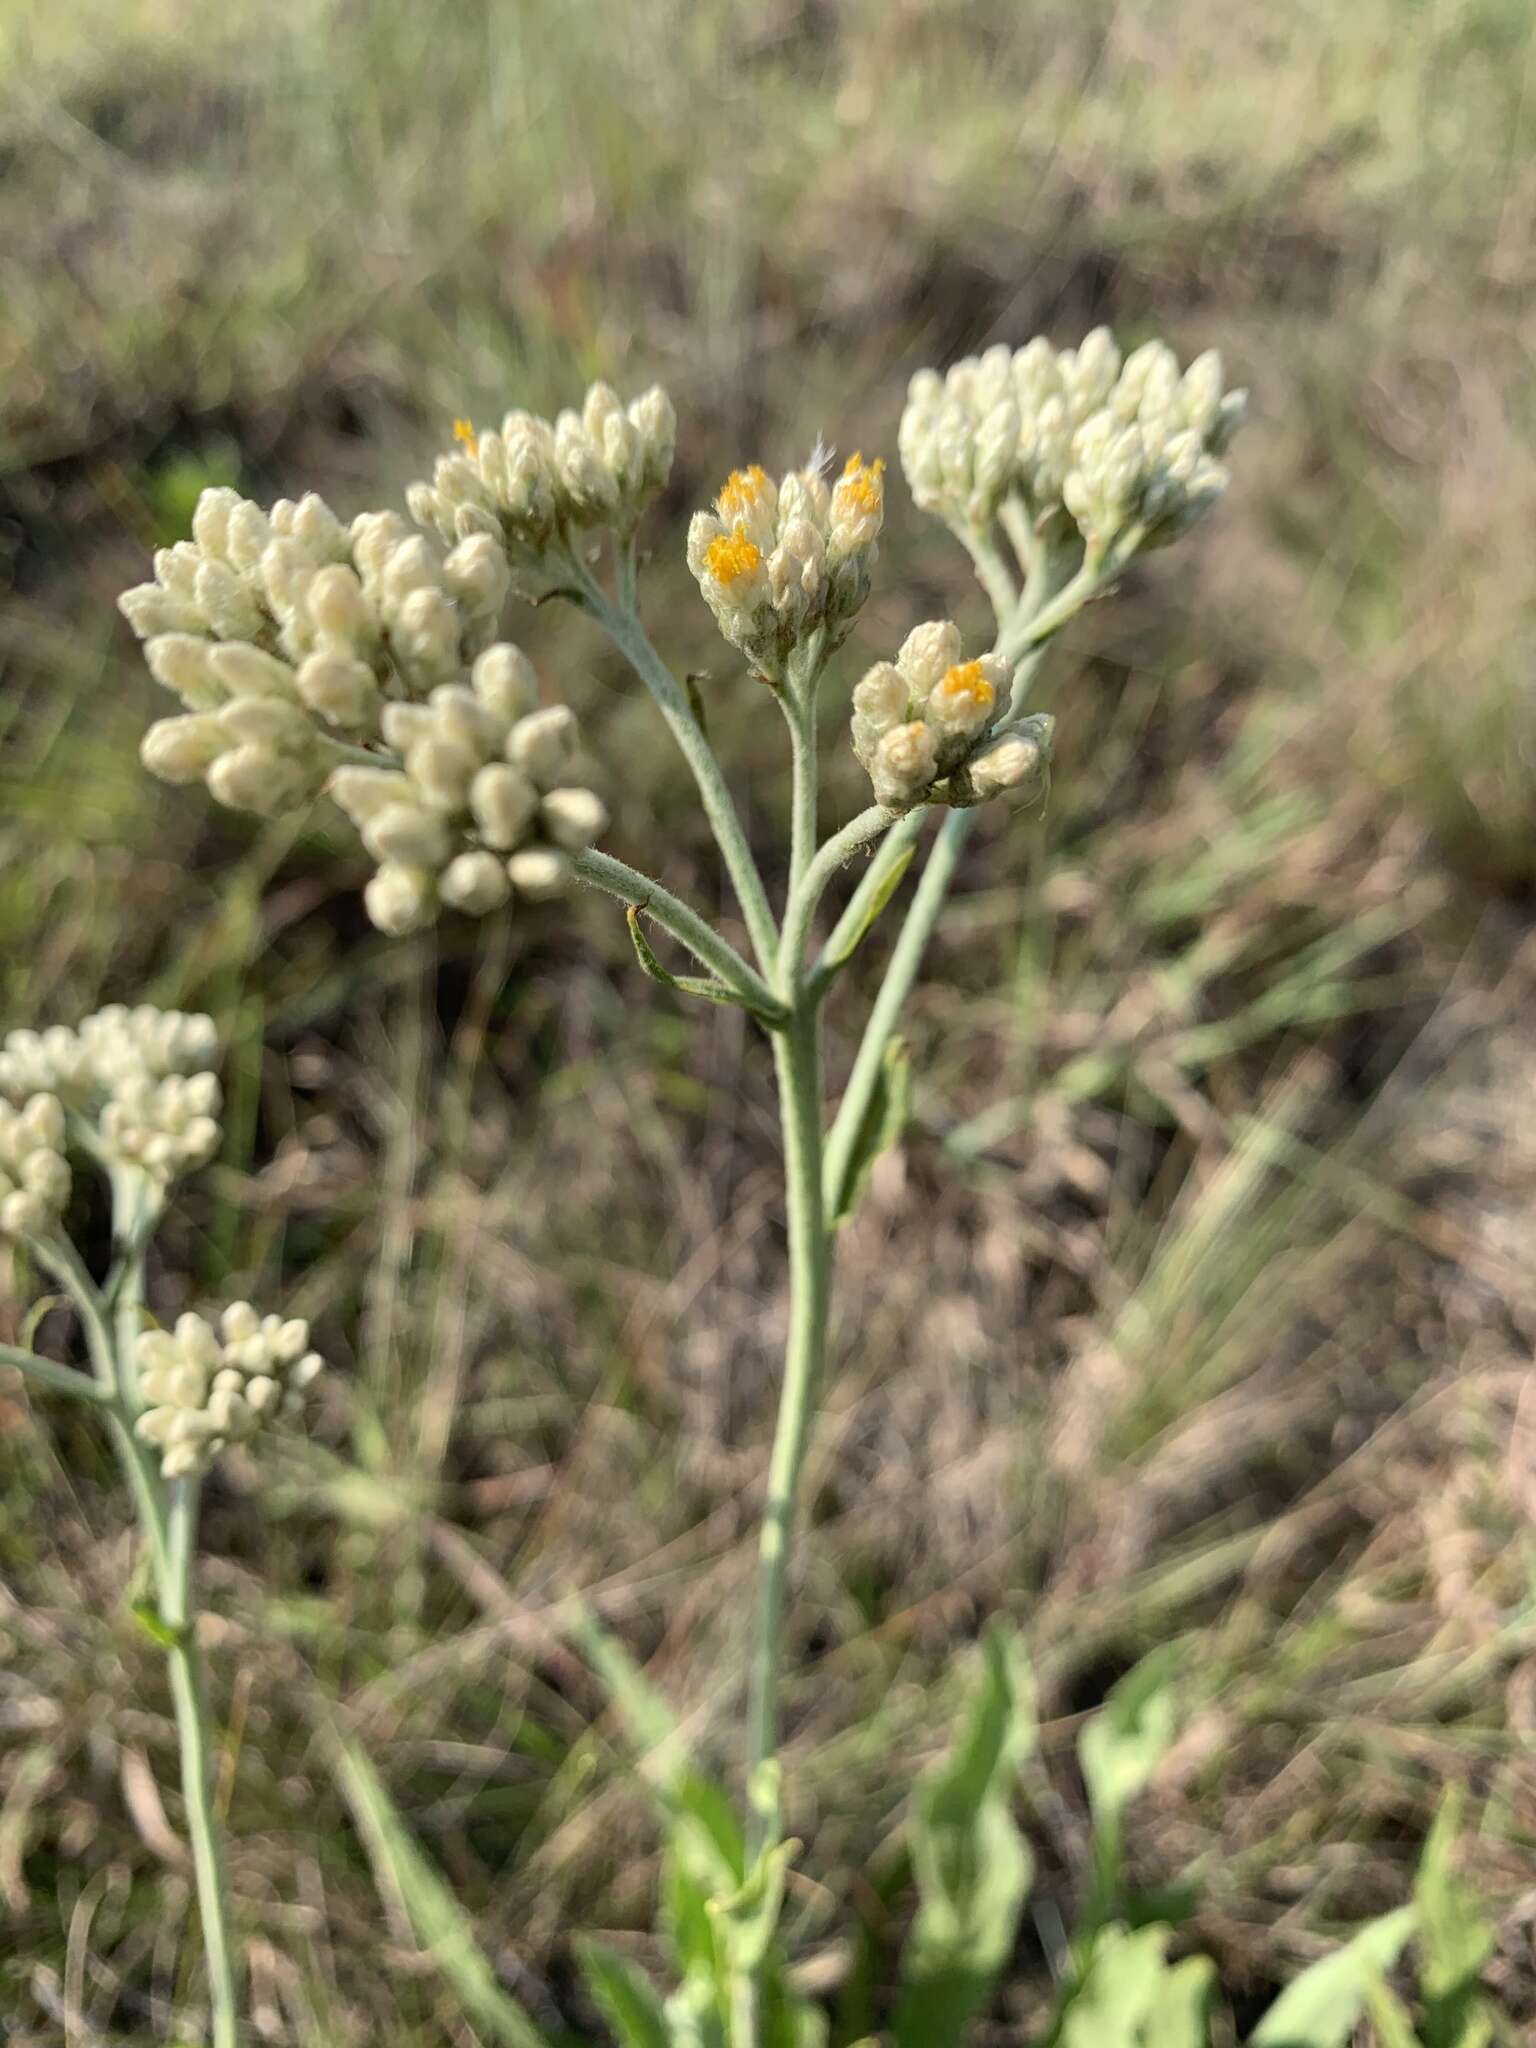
xmin=120 ymin=490 xmax=511 ymax=815
xmin=0 ymin=1005 xmax=221 ymax=1185
xmin=0 ymin=1095 xmax=71 ymax=1239
xmin=407 ymin=383 xmax=676 ymax=590
xmin=686 ymin=454 xmax=886 ymax=680
xmin=134 ymin=1305 xmax=323 ymax=1479
xmin=329 ymin=643 xmax=607 ymax=935
xmin=850 ymin=621 xmax=1051 ymax=812
xmin=898 ymin=329 xmax=1245 ymax=552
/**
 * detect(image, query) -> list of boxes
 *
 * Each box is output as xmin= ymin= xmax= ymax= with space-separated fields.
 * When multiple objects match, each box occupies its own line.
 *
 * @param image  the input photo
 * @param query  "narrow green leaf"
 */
xmin=626 ymin=907 xmax=782 ymax=1024
xmin=1058 ymin=1925 xmax=1162 ymax=2044
xmin=830 ymin=1036 xmax=912 ymax=1226
xmin=824 ymin=839 xmax=917 ymax=972
xmin=569 ymin=1602 xmax=689 ymax=1789
xmin=1250 ymin=1905 xmax=1417 ymax=2048
xmin=577 ymin=1940 xmax=672 ymax=2048
xmin=1416 ymin=1786 xmax=1495 ymax=2048
xmin=893 ymin=1622 xmax=1037 ymax=2048
xmin=329 ymin=1729 xmax=553 ymax=2048
xmin=1078 ymin=1647 xmax=1181 ymax=1841
xmin=1365 ymin=1974 xmax=1426 ymax=2048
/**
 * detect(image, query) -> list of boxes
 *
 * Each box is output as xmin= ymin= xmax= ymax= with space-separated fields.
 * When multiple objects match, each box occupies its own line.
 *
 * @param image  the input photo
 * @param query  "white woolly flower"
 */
xmin=121 ymin=489 xmax=511 ymax=816
xmin=0 ymin=1005 xmax=223 ymax=1189
xmin=899 ymin=326 xmax=1245 ymax=553
xmin=329 ymin=643 xmax=607 ymax=935
xmin=0 ymin=1094 xmax=71 ymax=1239
xmin=406 ymin=383 xmax=676 ymax=591
xmin=134 ymin=1304 xmax=324 ymax=1480
xmin=99 ymin=1071 xmax=222 ymax=1182
xmin=687 ymin=453 xmax=885 ymax=680
xmin=850 ymin=622 xmax=1014 ymax=809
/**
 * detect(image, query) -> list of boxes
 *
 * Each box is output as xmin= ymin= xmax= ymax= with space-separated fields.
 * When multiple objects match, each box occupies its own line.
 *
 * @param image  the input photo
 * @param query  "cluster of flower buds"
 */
xmin=328 ymin=643 xmax=607 ymax=935
xmin=407 ymin=382 xmax=676 ymax=591
xmin=686 ymin=453 xmax=886 ymax=681
xmin=120 ymin=490 xmax=511 ymax=815
xmin=850 ymin=621 xmax=1052 ymax=812
xmin=0 ymin=1095 xmax=71 ymax=1239
xmin=134 ymin=1304 xmax=324 ymax=1479
xmin=0 ymin=1005 xmax=221 ymax=1186
xmin=898 ymin=328 xmax=1245 ymax=554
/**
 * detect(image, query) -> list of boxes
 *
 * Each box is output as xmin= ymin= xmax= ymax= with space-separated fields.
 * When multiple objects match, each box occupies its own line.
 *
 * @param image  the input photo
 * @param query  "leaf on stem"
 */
xmin=1249 ymin=1905 xmax=1418 ymax=2048
xmin=1078 ymin=1646 xmax=1182 ymax=1849
xmin=828 ymin=1037 xmax=912 ymax=1227
xmin=328 ymin=1728 xmax=554 ymax=2048
xmin=1055 ymin=1925 xmax=1214 ymax=2048
xmin=821 ymin=840 xmax=917 ymax=976
xmin=893 ymin=1621 xmax=1037 ymax=2048
xmin=626 ymin=908 xmax=784 ymax=1027
xmin=576 ymin=1940 xmax=672 ymax=2048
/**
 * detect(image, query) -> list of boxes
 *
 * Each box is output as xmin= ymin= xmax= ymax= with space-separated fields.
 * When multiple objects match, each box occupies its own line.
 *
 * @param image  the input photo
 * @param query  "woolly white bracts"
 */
xmin=686 ymin=453 xmax=885 ymax=680
xmin=0 ymin=1005 xmax=221 ymax=1186
xmin=134 ymin=1305 xmax=323 ymax=1479
xmin=0 ymin=1094 xmax=71 ymax=1239
xmin=121 ymin=490 xmax=511 ymax=815
xmin=898 ymin=328 xmax=1245 ymax=553
xmin=851 ymin=622 xmax=1019 ymax=810
xmin=407 ymin=382 xmax=676 ymax=590
xmin=328 ymin=642 xmax=607 ymax=936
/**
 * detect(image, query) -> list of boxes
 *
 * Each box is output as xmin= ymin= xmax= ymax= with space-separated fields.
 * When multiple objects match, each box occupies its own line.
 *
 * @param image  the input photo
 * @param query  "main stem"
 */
xmin=109 ymin=1171 xmax=241 ymax=2048
xmin=161 ymin=1481 xmax=240 ymax=2048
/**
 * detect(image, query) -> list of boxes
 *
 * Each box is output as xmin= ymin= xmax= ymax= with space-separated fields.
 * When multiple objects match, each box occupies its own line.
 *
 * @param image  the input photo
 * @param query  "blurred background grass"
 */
xmin=4 ymin=0 xmax=1536 ymax=2040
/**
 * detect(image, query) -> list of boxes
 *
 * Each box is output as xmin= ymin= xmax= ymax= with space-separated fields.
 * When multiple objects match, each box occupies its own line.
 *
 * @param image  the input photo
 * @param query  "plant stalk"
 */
xmin=161 ymin=1479 xmax=241 ymax=2048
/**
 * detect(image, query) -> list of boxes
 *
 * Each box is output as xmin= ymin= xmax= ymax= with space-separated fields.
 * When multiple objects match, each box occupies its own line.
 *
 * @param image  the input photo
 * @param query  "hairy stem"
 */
xmin=161 ymin=1480 xmax=241 ymax=2048
xmin=580 ymin=582 xmax=780 ymax=975
xmin=571 ymin=848 xmax=784 ymax=1020
xmin=0 ymin=1338 xmax=113 ymax=1404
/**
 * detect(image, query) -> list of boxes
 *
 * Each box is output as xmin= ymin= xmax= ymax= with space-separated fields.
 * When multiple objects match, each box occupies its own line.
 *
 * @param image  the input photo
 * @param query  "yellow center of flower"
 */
xmin=716 ymin=465 xmax=770 ymax=519
xmin=935 ymin=660 xmax=995 ymax=716
xmin=453 ymin=417 xmax=479 ymax=455
xmin=704 ymin=528 xmax=763 ymax=588
xmin=835 ymin=451 xmax=886 ymax=516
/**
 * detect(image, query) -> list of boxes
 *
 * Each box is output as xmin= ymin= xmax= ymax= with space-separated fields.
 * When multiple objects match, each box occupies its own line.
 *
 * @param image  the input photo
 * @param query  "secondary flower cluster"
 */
xmin=121 ymin=491 xmax=510 ymax=815
xmin=329 ymin=643 xmax=606 ymax=935
xmin=898 ymin=328 xmax=1245 ymax=554
xmin=0 ymin=1095 xmax=71 ymax=1240
xmin=134 ymin=1304 xmax=324 ymax=1479
xmin=0 ymin=1005 xmax=221 ymax=1190
xmin=407 ymin=381 xmax=676 ymax=592
xmin=686 ymin=453 xmax=886 ymax=680
xmin=850 ymin=622 xmax=1051 ymax=811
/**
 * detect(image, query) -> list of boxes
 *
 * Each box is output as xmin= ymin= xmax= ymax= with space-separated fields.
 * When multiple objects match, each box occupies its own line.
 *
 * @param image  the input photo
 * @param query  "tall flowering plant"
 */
xmin=7 ymin=332 xmax=1329 ymax=2048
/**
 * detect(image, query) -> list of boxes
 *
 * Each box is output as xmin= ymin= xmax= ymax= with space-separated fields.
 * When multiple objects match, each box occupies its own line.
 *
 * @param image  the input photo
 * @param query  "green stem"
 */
xmin=956 ymin=519 xmax=1019 ymax=620
xmin=821 ymin=807 xmax=975 ymax=1215
xmin=579 ymin=580 xmax=780 ymax=976
xmin=161 ymin=1479 xmax=241 ymax=2048
xmin=779 ymin=804 xmax=897 ymax=978
xmin=0 ymin=1338 xmax=113 ymax=1404
xmin=808 ymin=807 xmax=927 ymax=997
xmin=747 ymin=1000 xmax=830 ymax=1850
xmin=571 ymin=848 xmax=784 ymax=1020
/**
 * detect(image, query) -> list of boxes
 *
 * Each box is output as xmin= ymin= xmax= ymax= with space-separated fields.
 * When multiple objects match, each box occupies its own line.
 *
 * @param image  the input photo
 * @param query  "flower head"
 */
xmin=688 ymin=449 xmax=884 ymax=680
xmin=850 ymin=621 xmax=1050 ymax=811
xmin=408 ymin=380 xmax=676 ymax=589
xmin=121 ymin=490 xmax=510 ymax=815
xmin=899 ymin=326 xmax=1245 ymax=554
xmin=0 ymin=1094 xmax=70 ymax=1240
xmin=0 ymin=1005 xmax=222 ymax=1188
xmin=134 ymin=1304 xmax=324 ymax=1479
xmin=328 ymin=643 xmax=607 ymax=936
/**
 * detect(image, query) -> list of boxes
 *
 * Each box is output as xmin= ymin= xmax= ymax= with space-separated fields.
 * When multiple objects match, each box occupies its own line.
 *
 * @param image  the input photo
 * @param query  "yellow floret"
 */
xmin=935 ymin=660 xmax=995 ymax=718
xmin=835 ymin=451 xmax=886 ymax=516
xmin=704 ymin=527 xmax=764 ymax=588
xmin=715 ymin=465 xmax=771 ymax=520
xmin=453 ymin=417 xmax=479 ymax=455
